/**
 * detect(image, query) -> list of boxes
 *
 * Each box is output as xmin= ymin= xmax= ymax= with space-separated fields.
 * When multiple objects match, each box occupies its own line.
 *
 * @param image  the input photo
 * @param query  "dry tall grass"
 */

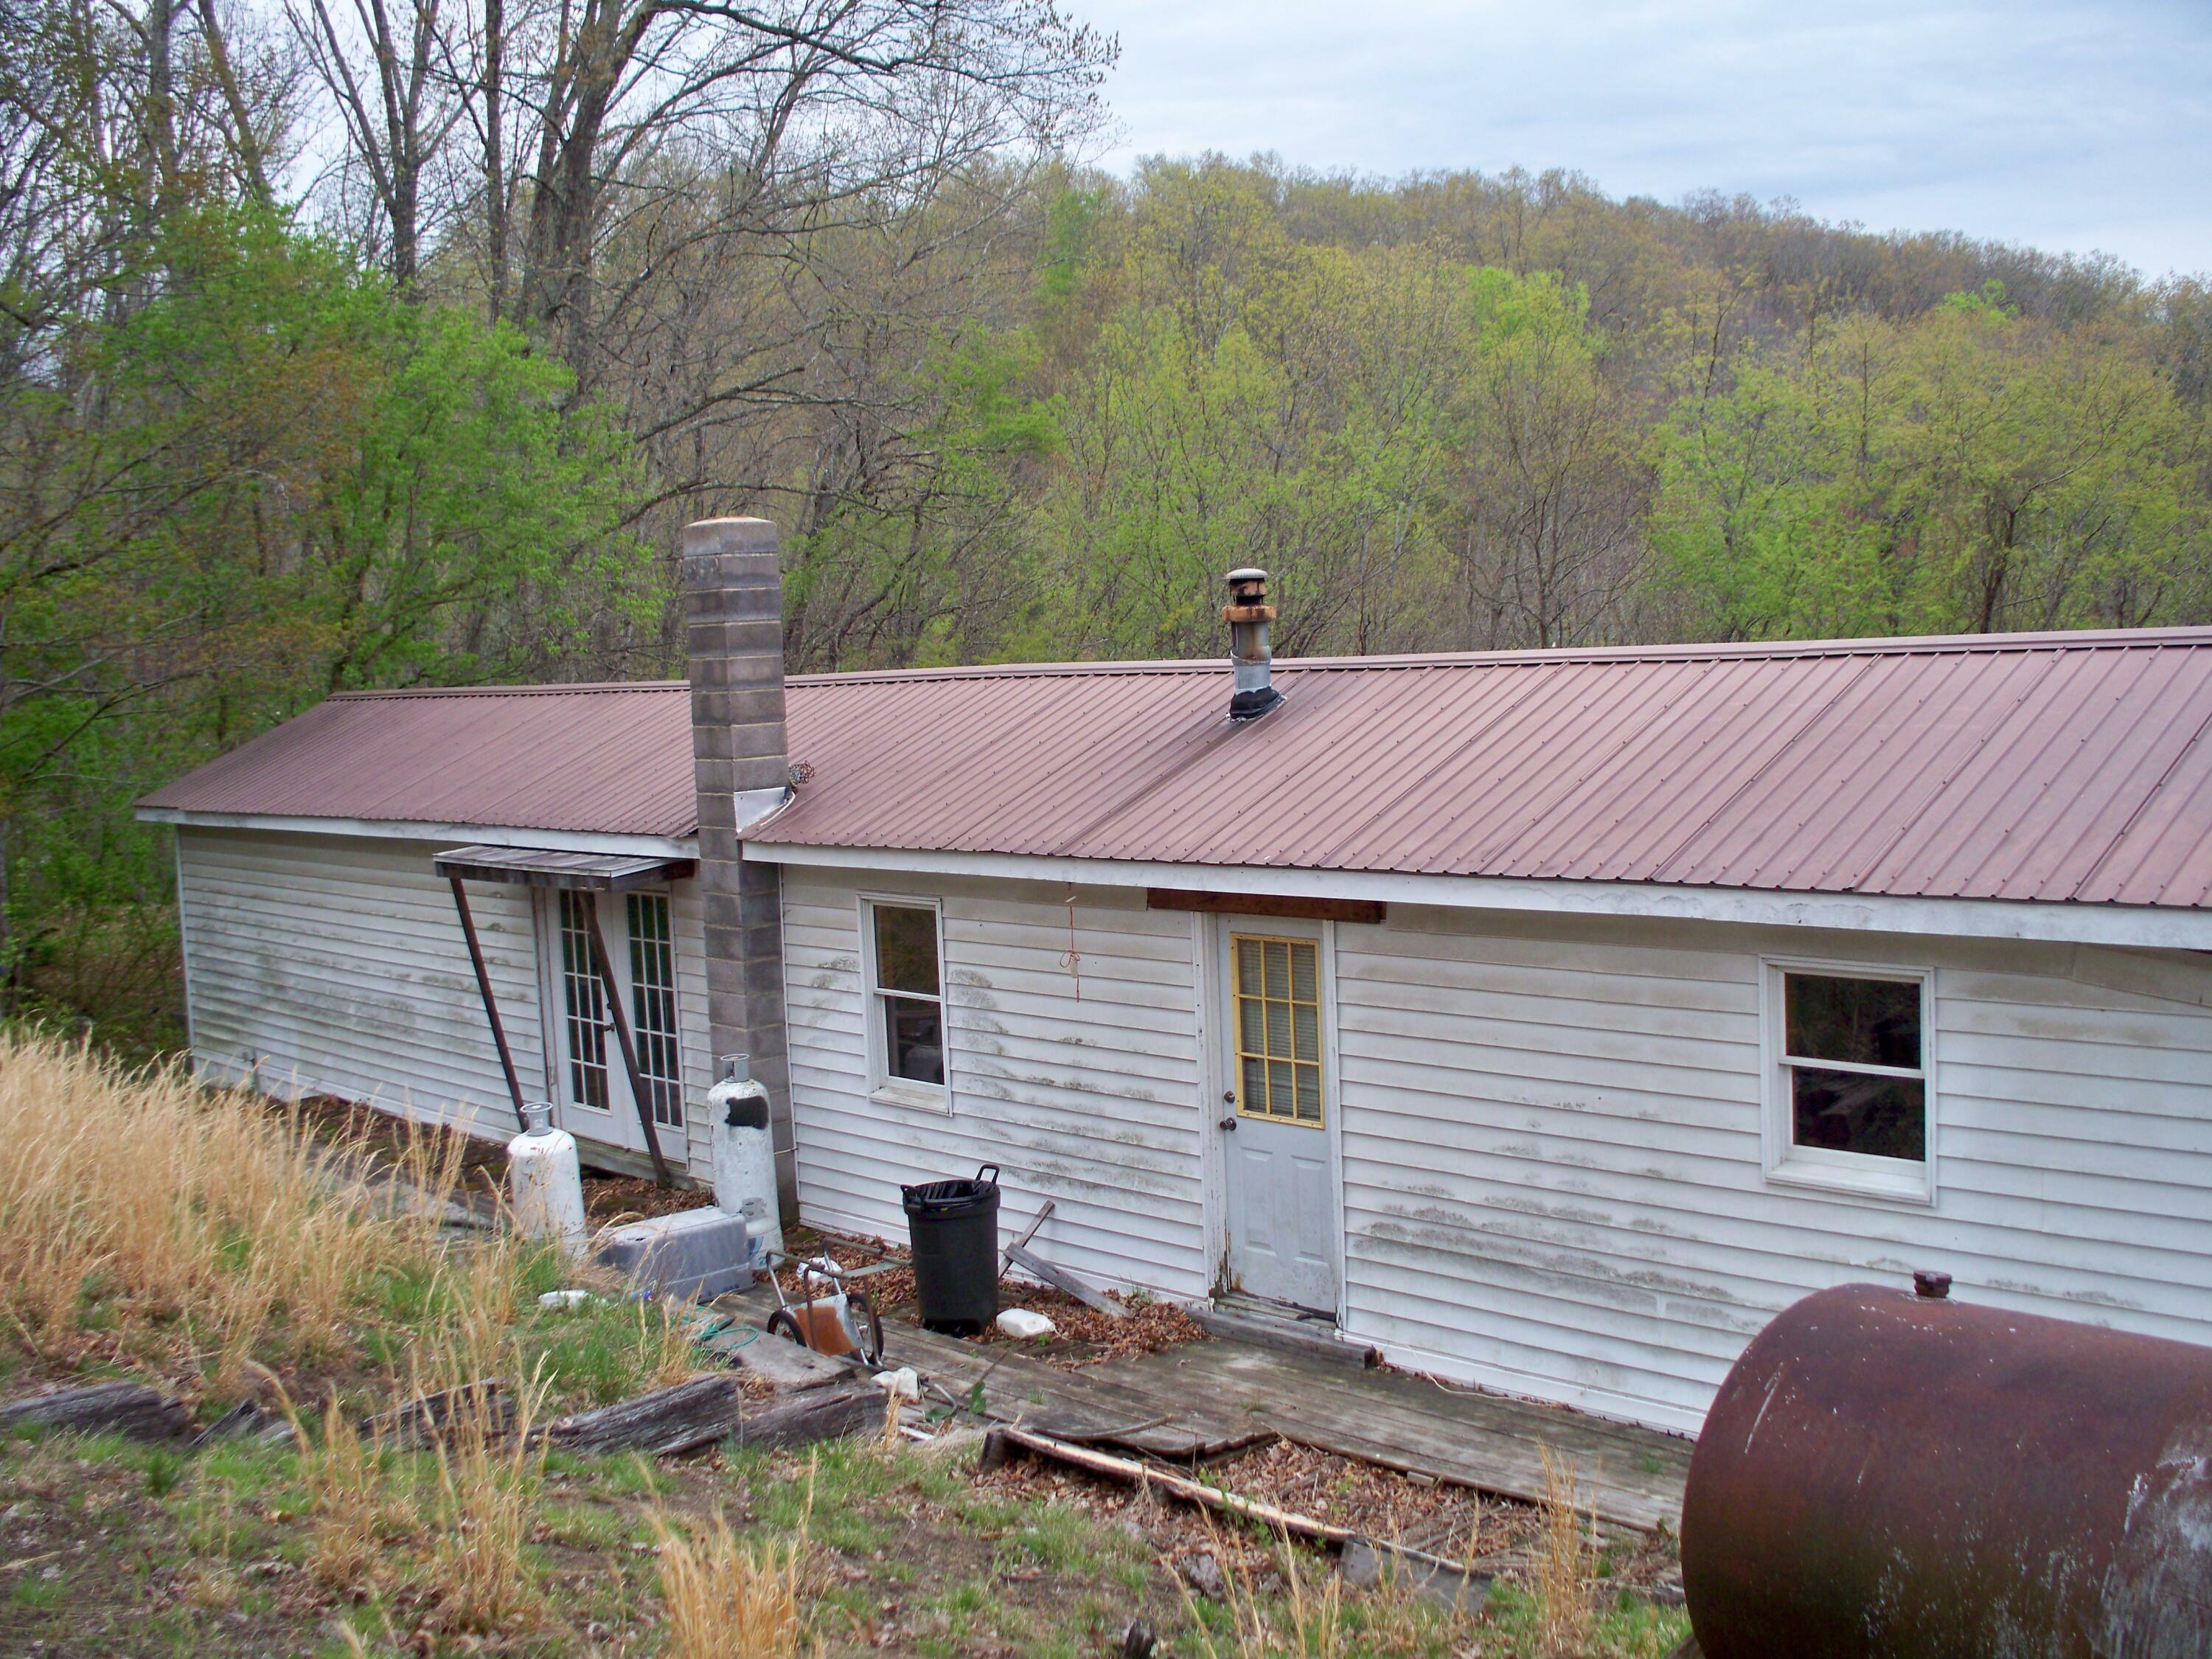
xmin=295 ymin=1352 xmax=554 ymax=1630
xmin=1534 ymin=1445 xmax=1598 ymax=1659
xmin=424 ymin=1367 xmax=550 ymax=1632
xmin=653 ymin=1509 xmax=811 ymax=1659
xmin=1180 ymin=1526 xmax=1349 ymax=1659
xmin=0 ymin=1031 xmax=464 ymax=1386
xmin=299 ymin=1391 xmax=390 ymax=1593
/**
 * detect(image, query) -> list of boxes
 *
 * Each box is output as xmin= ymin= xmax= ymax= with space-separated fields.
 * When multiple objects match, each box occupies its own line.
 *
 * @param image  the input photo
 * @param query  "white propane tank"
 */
xmin=507 ymin=1101 xmax=586 ymax=1254
xmin=707 ymin=1053 xmax=782 ymax=1262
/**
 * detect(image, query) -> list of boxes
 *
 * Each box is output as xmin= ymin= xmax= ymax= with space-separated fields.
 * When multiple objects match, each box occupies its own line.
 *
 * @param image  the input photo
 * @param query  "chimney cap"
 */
xmin=1225 ymin=567 xmax=1268 ymax=585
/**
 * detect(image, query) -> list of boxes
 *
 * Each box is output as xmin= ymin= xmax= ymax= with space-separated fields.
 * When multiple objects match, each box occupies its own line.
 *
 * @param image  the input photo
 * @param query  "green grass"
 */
xmin=10 ymin=1573 xmax=69 ymax=1610
xmin=540 ymin=1498 xmax=627 ymax=1549
xmin=995 ymin=1498 xmax=1109 ymax=1573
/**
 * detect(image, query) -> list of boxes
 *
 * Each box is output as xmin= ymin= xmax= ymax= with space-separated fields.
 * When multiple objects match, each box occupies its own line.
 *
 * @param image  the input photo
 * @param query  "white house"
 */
xmin=139 ymin=518 xmax=2212 ymax=1435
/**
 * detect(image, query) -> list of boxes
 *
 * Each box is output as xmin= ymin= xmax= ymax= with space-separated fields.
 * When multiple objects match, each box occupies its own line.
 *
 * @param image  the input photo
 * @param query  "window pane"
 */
xmin=1238 ymin=939 xmax=1265 ymax=995
xmin=1267 ymin=1059 xmax=1294 ymax=1111
xmin=1293 ymin=1063 xmax=1321 ymax=1122
xmin=1265 ymin=941 xmax=1291 ymax=1000
xmin=627 ymin=893 xmax=684 ymax=1130
xmin=873 ymin=905 xmax=939 ymax=996
xmin=558 ymin=891 xmax=610 ymax=1111
xmin=1239 ymin=998 xmax=1265 ymax=1054
xmin=1786 ymin=974 xmax=1920 ymax=1069
xmin=1293 ymin=1004 xmax=1320 ymax=1063
xmin=1291 ymin=942 xmax=1317 ymax=1003
xmin=1241 ymin=1054 xmax=1267 ymax=1111
xmin=883 ymin=995 xmax=943 ymax=1085
xmin=1792 ymin=1066 xmax=1926 ymax=1163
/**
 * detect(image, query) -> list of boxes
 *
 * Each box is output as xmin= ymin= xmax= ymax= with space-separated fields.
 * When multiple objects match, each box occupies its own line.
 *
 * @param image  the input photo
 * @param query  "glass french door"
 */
xmin=545 ymin=889 xmax=684 ymax=1150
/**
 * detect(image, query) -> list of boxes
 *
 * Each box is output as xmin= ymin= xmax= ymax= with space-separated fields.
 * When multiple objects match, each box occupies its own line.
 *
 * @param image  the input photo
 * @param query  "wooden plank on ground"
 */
xmin=546 ymin=1374 xmax=882 ymax=1458
xmin=1130 ymin=1340 xmax=1688 ymax=1531
xmin=717 ymin=1329 xmax=851 ymax=1392
xmin=0 ymin=1382 xmax=191 ymax=1442
xmin=877 ymin=1324 xmax=1265 ymax=1458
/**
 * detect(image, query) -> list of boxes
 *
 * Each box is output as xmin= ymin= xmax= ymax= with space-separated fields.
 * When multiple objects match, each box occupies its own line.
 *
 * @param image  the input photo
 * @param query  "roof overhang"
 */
xmin=432 ymin=845 xmax=695 ymax=891
xmin=741 ymin=841 xmax=2212 ymax=952
xmin=136 ymin=807 xmax=696 ymax=861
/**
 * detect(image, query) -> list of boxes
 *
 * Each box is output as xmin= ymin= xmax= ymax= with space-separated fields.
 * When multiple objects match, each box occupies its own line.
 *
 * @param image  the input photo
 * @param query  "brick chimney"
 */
xmin=682 ymin=517 xmax=794 ymax=1216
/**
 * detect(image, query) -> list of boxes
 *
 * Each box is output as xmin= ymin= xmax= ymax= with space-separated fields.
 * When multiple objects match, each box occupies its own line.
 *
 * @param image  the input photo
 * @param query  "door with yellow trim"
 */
xmin=1219 ymin=919 xmax=1338 ymax=1315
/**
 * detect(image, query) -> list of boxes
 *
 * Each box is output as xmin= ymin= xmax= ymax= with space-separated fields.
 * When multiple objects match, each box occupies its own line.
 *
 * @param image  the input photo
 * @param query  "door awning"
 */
xmin=431 ymin=845 xmax=696 ymax=891
xmin=434 ymin=843 xmax=681 ymax=1183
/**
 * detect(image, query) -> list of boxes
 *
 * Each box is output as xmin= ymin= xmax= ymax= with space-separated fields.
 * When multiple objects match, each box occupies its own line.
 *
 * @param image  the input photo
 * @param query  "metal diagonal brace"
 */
xmin=582 ymin=890 xmax=672 ymax=1186
xmin=447 ymin=875 xmax=528 ymax=1130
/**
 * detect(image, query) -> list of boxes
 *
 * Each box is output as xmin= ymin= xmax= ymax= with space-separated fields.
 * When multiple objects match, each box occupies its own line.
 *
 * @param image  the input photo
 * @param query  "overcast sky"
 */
xmin=1074 ymin=0 xmax=2212 ymax=279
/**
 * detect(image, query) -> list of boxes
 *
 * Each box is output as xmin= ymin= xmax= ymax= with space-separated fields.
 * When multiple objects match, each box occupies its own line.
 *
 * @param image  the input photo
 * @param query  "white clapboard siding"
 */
xmin=672 ymin=884 xmax=716 ymax=1176
xmin=178 ymin=830 xmax=540 ymax=1136
xmin=1333 ymin=907 xmax=2212 ymax=1435
xmin=782 ymin=871 xmax=1209 ymax=1300
xmin=178 ymin=828 xmax=715 ymax=1177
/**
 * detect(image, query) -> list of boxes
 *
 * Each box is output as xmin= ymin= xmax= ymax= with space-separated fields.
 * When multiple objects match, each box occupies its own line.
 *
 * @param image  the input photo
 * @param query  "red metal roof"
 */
xmin=138 ymin=684 xmax=700 ymax=840
xmin=141 ymin=630 xmax=2212 ymax=908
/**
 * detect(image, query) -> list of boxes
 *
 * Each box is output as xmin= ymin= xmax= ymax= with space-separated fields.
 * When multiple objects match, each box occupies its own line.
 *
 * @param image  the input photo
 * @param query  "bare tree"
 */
xmin=288 ymin=0 xmax=466 ymax=288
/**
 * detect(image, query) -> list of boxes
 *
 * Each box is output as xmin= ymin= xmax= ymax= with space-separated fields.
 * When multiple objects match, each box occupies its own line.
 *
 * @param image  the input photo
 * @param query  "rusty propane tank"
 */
xmin=1680 ymin=1283 xmax=2212 ymax=1659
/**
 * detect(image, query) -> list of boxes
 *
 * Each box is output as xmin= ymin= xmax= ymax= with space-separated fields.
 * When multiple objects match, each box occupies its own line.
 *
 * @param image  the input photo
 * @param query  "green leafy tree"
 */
xmin=0 ymin=205 xmax=650 ymax=964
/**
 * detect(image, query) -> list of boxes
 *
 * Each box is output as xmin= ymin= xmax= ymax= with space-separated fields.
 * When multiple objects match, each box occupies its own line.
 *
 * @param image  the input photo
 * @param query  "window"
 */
xmin=1232 ymin=934 xmax=1324 ymax=1126
xmin=557 ymin=890 xmax=611 ymax=1112
xmin=1767 ymin=963 xmax=1931 ymax=1200
xmin=627 ymin=892 xmax=684 ymax=1131
xmin=866 ymin=900 xmax=945 ymax=1102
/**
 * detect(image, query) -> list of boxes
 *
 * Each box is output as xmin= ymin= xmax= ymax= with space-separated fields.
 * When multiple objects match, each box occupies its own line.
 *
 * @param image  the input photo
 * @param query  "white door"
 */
xmin=540 ymin=888 xmax=686 ymax=1155
xmin=1219 ymin=919 xmax=1339 ymax=1316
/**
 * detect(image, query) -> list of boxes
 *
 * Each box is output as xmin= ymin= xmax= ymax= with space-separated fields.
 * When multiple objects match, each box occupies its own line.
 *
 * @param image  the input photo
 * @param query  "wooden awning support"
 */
xmin=447 ymin=874 xmax=529 ymax=1130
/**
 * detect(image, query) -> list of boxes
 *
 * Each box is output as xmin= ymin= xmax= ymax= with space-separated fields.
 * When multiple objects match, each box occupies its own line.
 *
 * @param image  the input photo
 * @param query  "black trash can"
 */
xmin=901 ymin=1164 xmax=1001 ymax=1336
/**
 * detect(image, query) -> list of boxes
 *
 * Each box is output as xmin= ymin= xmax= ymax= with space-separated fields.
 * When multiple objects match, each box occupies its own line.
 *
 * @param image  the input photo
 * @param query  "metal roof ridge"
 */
xmin=321 ymin=626 xmax=2212 ymax=702
xmin=328 ymin=680 xmax=689 ymax=700
xmin=780 ymin=627 xmax=2212 ymax=687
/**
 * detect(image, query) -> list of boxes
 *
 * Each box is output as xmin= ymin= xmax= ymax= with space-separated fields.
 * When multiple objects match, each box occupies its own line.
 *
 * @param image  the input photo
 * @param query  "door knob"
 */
xmin=1218 ymin=1116 xmax=1237 ymax=1132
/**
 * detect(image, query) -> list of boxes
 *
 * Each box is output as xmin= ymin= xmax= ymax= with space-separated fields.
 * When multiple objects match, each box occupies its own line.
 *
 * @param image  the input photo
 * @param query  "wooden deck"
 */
xmin=721 ymin=1286 xmax=1690 ymax=1531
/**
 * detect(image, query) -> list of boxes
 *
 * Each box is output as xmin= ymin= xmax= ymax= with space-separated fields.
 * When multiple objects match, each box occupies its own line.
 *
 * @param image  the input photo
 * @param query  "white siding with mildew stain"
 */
xmin=780 ymin=863 xmax=2212 ymax=1436
xmin=1334 ymin=908 xmax=2212 ymax=1435
xmin=176 ymin=827 xmax=717 ymax=1177
xmin=782 ymin=869 xmax=1209 ymax=1299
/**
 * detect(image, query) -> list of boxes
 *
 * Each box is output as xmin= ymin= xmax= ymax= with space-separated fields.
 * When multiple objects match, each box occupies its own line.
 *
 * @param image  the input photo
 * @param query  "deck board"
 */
xmin=713 ymin=1284 xmax=1688 ymax=1531
xmin=1119 ymin=1343 xmax=1689 ymax=1530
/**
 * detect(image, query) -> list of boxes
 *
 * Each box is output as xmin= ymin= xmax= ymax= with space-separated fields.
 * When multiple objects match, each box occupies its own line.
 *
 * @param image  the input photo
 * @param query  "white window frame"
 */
xmin=1761 ymin=957 xmax=1936 ymax=1206
xmin=858 ymin=893 xmax=952 ymax=1114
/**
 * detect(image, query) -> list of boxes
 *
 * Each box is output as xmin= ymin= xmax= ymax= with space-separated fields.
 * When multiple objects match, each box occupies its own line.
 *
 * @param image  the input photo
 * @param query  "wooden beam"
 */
xmin=582 ymin=891 xmax=672 ymax=1186
xmin=448 ymin=875 xmax=529 ymax=1128
xmin=0 ymin=1382 xmax=192 ymax=1441
xmin=1006 ymin=1242 xmax=1127 ymax=1319
xmin=543 ymin=1374 xmax=881 ymax=1458
xmin=985 ymin=1425 xmax=1358 ymax=1543
xmin=1146 ymin=890 xmax=1385 ymax=925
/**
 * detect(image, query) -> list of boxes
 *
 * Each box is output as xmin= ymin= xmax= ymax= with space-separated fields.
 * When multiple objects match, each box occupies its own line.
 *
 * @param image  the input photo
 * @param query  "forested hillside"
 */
xmin=1 ymin=0 xmax=2207 ymax=994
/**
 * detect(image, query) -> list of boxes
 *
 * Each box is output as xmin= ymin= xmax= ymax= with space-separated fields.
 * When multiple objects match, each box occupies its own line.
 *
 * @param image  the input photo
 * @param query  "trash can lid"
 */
xmin=901 ymin=1163 xmax=1001 ymax=1214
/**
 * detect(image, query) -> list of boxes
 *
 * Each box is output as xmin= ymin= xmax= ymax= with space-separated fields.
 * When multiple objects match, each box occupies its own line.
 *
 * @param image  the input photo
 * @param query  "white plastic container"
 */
xmin=507 ymin=1101 xmax=586 ymax=1254
xmin=706 ymin=1053 xmax=782 ymax=1261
